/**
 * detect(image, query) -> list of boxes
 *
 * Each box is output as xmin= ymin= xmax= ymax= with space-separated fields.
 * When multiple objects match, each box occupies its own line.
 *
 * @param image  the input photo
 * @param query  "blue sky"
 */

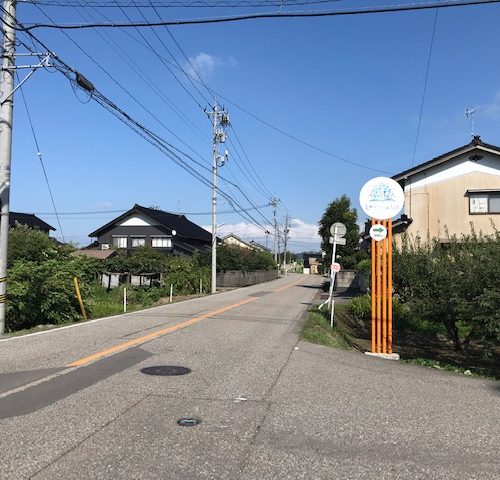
xmin=8 ymin=1 xmax=500 ymax=251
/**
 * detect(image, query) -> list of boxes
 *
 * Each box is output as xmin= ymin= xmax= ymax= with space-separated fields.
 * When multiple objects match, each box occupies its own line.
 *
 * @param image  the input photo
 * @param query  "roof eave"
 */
xmin=393 ymin=142 xmax=500 ymax=182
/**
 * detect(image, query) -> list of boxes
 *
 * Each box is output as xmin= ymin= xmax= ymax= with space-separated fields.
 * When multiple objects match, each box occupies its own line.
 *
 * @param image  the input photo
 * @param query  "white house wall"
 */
xmin=118 ymin=214 xmax=158 ymax=227
xmin=405 ymin=151 xmax=500 ymax=191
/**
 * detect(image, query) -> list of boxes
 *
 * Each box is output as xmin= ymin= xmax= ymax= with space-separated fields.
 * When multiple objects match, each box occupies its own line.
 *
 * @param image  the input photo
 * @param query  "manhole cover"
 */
xmin=177 ymin=418 xmax=201 ymax=427
xmin=140 ymin=366 xmax=191 ymax=376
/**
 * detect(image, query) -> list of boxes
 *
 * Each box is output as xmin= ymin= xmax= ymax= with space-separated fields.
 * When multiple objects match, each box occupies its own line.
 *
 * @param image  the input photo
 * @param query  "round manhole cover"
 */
xmin=140 ymin=366 xmax=191 ymax=376
xmin=177 ymin=418 xmax=201 ymax=427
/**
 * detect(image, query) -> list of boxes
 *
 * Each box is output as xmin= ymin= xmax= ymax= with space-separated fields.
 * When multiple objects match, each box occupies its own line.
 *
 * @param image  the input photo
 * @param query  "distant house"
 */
xmin=86 ymin=204 xmax=211 ymax=254
xmin=249 ymin=240 xmax=271 ymax=253
xmin=303 ymin=253 xmax=323 ymax=275
xmin=222 ymin=234 xmax=270 ymax=253
xmin=9 ymin=212 xmax=55 ymax=234
xmin=364 ymin=136 xmax=500 ymax=245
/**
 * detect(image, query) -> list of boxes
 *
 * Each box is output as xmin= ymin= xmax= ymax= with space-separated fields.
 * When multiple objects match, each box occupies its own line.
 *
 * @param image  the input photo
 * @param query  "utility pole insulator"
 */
xmin=209 ymin=101 xmax=230 ymax=294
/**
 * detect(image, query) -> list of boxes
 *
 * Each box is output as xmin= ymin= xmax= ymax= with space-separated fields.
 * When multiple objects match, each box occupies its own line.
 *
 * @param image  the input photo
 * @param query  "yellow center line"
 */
xmin=274 ymin=278 xmax=303 ymax=292
xmin=68 ymin=296 xmax=258 ymax=368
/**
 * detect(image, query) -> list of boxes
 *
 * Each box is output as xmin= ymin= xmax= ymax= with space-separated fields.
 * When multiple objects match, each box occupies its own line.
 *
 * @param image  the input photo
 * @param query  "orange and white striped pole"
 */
xmin=361 ymin=176 xmax=403 ymax=359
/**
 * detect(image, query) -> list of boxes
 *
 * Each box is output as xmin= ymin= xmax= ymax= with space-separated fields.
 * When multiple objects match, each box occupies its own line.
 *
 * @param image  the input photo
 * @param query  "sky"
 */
xmin=6 ymin=0 xmax=500 ymax=251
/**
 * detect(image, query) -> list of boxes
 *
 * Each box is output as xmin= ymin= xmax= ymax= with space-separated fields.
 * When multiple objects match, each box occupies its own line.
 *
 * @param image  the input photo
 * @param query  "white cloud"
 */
xmin=202 ymin=218 xmax=321 ymax=251
xmin=186 ymin=52 xmax=237 ymax=80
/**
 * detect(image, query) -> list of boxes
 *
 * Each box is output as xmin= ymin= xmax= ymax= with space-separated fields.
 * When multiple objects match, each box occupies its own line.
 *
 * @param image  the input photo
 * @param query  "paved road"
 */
xmin=0 ymin=274 xmax=498 ymax=479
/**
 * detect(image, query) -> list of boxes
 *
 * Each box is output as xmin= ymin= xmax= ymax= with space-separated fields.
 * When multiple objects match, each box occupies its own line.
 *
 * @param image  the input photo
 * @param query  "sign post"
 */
xmin=359 ymin=177 xmax=404 ymax=359
xmin=320 ymin=222 xmax=346 ymax=328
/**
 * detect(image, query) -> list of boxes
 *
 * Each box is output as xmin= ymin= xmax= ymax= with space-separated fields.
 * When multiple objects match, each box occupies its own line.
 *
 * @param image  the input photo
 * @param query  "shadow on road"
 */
xmin=297 ymin=284 xmax=323 ymax=290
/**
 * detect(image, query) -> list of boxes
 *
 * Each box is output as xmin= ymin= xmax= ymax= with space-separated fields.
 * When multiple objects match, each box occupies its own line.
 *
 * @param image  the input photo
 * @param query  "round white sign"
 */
xmin=369 ymin=224 xmax=387 ymax=242
xmin=330 ymin=222 xmax=346 ymax=237
xmin=331 ymin=262 xmax=341 ymax=272
xmin=359 ymin=177 xmax=405 ymax=220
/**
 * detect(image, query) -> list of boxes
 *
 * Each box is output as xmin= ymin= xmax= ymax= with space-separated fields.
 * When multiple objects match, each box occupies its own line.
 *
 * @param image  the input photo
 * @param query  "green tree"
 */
xmin=8 ymin=224 xmax=68 ymax=267
xmin=216 ymin=244 xmax=275 ymax=272
xmin=318 ymin=194 xmax=366 ymax=269
xmin=393 ymin=231 xmax=500 ymax=352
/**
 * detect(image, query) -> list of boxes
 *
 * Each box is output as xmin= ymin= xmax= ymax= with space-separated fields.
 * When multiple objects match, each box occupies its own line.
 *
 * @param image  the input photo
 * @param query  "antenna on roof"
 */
xmin=465 ymin=106 xmax=480 ymax=138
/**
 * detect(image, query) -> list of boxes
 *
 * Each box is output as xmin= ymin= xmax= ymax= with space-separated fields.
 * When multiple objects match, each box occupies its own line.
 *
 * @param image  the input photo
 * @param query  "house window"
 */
xmin=151 ymin=237 xmax=172 ymax=248
xmin=112 ymin=236 xmax=127 ymax=248
xmin=469 ymin=192 xmax=500 ymax=214
xmin=131 ymin=237 xmax=146 ymax=248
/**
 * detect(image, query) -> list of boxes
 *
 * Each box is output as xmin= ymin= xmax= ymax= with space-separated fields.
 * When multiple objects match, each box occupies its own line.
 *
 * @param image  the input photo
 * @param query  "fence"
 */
xmin=216 ymin=270 xmax=278 ymax=288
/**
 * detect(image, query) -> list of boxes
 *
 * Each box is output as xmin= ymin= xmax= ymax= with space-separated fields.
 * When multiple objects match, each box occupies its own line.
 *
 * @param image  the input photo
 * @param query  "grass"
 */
xmin=88 ymin=286 xmax=146 ymax=319
xmin=300 ymin=307 xmax=351 ymax=350
xmin=3 ymin=284 xmax=209 ymax=338
xmin=402 ymin=358 xmax=497 ymax=380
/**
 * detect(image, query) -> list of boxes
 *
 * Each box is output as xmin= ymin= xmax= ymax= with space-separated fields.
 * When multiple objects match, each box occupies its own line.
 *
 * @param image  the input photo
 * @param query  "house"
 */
xmin=303 ymin=253 xmax=323 ymax=275
xmin=222 ymin=234 xmax=270 ymax=253
xmin=249 ymin=240 xmax=271 ymax=253
xmin=87 ymin=204 xmax=212 ymax=254
xmin=388 ymin=136 xmax=500 ymax=243
xmin=9 ymin=212 xmax=55 ymax=234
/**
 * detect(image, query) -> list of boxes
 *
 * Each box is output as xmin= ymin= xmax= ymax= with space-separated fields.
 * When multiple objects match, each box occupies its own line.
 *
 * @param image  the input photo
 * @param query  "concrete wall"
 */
xmin=217 ymin=270 xmax=278 ymax=288
xmin=334 ymin=270 xmax=360 ymax=292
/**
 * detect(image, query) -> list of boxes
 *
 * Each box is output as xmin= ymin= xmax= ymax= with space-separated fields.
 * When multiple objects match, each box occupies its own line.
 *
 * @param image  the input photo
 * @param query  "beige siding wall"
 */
xmin=223 ymin=236 xmax=252 ymax=250
xmin=399 ymin=171 xmax=500 ymax=242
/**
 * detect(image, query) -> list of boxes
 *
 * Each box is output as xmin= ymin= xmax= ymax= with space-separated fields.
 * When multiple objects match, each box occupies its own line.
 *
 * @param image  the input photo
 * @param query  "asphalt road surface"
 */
xmin=0 ymin=274 xmax=498 ymax=479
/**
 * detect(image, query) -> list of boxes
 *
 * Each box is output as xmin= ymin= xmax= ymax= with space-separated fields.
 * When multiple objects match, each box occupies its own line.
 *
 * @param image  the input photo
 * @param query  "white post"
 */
xmin=200 ymin=278 xmax=202 ymax=294
xmin=329 ymin=232 xmax=338 ymax=328
xmin=123 ymin=287 xmax=127 ymax=313
xmin=211 ymin=102 xmax=218 ymax=294
xmin=170 ymin=284 xmax=173 ymax=303
xmin=0 ymin=0 xmax=17 ymax=335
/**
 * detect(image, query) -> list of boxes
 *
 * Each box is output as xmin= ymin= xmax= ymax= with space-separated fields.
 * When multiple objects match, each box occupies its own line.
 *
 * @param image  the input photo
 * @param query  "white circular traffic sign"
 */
xmin=330 ymin=222 xmax=346 ymax=237
xmin=359 ymin=177 xmax=405 ymax=220
xmin=331 ymin=262 xmax=341 ymax=272
xmin=369 ymin=224 xmax=387 ymax=242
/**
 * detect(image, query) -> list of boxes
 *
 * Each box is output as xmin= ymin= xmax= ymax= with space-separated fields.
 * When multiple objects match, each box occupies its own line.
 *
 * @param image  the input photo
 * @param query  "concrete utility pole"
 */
xmin=283 ymin=213 xmax=289 ymax=276
xmin=270 ymin=197 xmax=279 ymax=263
xmin=0 ymin=0 xmax=17 ymax=335
xmin=207 ymin=101 xmax=229 ymax=294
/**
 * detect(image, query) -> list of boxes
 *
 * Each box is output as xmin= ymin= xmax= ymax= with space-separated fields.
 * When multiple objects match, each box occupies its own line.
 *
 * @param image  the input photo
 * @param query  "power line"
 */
xmin=21 ymin=1 xmax=500 ymax=31
xmin=32 ymin=3 xmax=208 ymax=161
xmin=229 ymin=126 xmax=274 ymax=197
xmin=16 ymin=72 xmax=66 ymax=242
xmin=74 ymin=4 xmax=208 ymax=142
xmin=21 ymin=0 xmax=346 ymax=7
xmin=34 ymin=203 xmax=270 ymax=215
xmin=112 ymin=0 xmax=208 ymax=110
xmin=410 ymin=5 xmax=439 ymax=167
xmin=12 ymin=25 xmax=274 ymax=233
xmin=140 ymin=0 xmax=213 ymax=105
xmin=216 ymin=91 xmax=392 ymax=174
xmin=50 ymin=2 xmax=386 ymax=176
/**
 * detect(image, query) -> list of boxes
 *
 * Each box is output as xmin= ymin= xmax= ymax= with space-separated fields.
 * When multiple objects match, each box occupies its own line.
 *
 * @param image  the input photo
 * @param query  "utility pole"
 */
xmin=0 ymin=0 xmax=17 ymax=335
xmin=270 ymin=197 xmax=279 ymax=263
xmin=283 ymin=214 xmax=289 ymax=276
xmin=207 ymin=101 xmax=229 ymax=294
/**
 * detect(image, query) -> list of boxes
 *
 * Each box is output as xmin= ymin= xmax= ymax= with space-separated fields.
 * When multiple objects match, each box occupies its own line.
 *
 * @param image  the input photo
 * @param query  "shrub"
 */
xmin=6 ymin=255 xmax=100 ymax=331
xmin=348 ymin=294 xmax=409 ymax=330
xmin=393 ymin=231 xmax=500 ymax=350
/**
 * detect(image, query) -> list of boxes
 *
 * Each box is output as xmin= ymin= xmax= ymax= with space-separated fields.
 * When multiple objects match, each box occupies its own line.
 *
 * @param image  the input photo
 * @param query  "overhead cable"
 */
xmin=16 ymin=72 xmax=66 ymax=242
xmin=21 ymin=1 xmax=500 ymax=31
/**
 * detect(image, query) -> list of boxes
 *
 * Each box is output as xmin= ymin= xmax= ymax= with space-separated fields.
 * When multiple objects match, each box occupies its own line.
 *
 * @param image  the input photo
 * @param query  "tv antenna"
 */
xmin=465 ymin=106 xmax=480 ymax=138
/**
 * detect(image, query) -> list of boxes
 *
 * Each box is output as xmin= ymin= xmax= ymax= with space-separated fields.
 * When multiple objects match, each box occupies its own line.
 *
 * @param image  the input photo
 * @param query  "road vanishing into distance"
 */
xmin=0 ymin=274 xmax=498 ymax=479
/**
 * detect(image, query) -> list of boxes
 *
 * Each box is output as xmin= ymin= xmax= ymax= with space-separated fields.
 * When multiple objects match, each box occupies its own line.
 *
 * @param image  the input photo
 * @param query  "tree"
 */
xmin=393 ymin=231 xmax=500 ymax=351
xmin=8 ymin=224 xmax=66 ymax=267
xmin=318 ymin=194 xmax=365 ymax=269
